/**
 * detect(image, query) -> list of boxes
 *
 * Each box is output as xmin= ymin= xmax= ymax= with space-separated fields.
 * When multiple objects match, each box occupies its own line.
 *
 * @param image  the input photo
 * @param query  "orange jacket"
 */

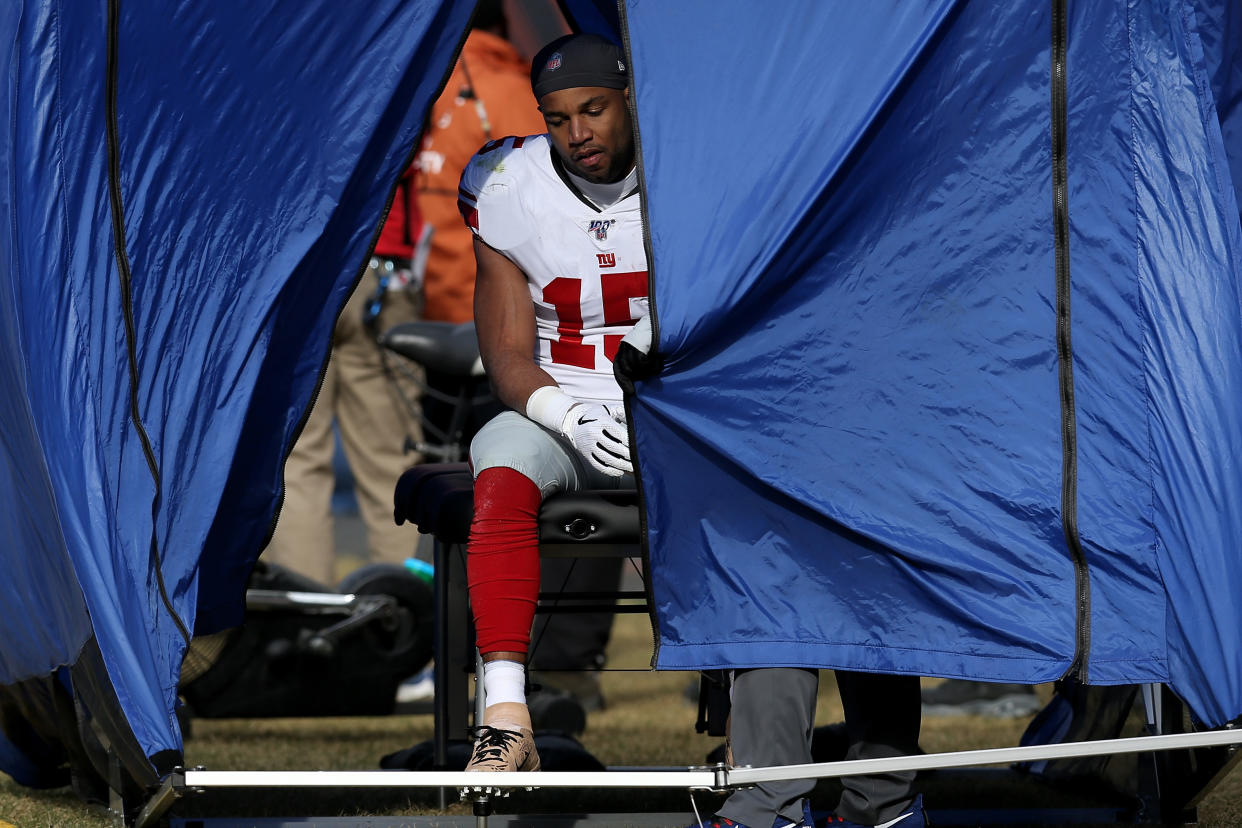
xmin=416 ymin=30 xmax=545 ymax=322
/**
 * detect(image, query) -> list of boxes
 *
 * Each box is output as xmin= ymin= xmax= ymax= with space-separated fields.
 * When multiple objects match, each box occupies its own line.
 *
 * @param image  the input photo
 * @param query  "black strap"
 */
xmin=1051 ymin=0 xmax=1091 ymax=681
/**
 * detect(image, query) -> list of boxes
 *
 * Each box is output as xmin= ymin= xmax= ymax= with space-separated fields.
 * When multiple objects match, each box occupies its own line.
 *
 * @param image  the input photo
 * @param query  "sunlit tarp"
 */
xmin=624 ymin=0 xmax=1242 ymax=727
xmin=1 ymin=0 xmax=470 ymax=776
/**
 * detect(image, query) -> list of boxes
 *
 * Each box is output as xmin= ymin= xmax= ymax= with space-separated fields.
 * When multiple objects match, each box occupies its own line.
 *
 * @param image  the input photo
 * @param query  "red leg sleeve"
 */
xmin=467 ymin=467 xmax=542 ymax=656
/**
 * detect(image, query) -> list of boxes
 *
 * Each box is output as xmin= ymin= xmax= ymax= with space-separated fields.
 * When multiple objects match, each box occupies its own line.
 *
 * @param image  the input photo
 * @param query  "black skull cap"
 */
xmin=531 ymin=33 xmax=627 ymax=100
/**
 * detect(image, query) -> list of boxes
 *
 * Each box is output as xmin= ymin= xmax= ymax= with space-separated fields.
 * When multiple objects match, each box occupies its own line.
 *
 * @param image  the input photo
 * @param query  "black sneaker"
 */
xmin=921 ymin=679 xmax=1040 ymax=717
xmin=823 ymin=794 xmax=926 ymax=827
xmin=527 ymin=688 xmax=587 ymax=735
xmin=686 ymin=800 xmax=812 ymax=828
xmin=529 ymin=670 xmax=606 ymax=712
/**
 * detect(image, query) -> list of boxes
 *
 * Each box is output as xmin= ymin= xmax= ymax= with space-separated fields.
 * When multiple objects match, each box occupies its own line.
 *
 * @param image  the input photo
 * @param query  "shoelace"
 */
xmin=468 ymin=725 xmax=525 ymax=765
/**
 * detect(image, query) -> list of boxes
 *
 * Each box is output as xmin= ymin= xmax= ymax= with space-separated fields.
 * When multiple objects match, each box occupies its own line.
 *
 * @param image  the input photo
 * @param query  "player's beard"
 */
xmin=571 ymin=147 xmax=614 ymax=182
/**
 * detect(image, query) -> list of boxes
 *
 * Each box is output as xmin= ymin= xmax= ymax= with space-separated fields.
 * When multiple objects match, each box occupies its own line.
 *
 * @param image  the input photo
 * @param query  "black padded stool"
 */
xmin=394 ymin=462 xmax=644 ymax=769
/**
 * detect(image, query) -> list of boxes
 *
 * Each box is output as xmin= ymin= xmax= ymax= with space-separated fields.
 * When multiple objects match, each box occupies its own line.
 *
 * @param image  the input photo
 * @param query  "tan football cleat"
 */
xmin=465 ymin=723 xmax=541 ymax=772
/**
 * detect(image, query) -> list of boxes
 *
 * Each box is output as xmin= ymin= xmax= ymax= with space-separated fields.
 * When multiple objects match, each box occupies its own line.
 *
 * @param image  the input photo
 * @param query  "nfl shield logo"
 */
xmin=546 ymin=53 xmax=562 ymax=71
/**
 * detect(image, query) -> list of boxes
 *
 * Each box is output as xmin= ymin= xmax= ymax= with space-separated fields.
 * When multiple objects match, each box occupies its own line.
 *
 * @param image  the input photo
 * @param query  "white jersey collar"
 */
xmin=563 ymin=164 xmax=639 ymax=211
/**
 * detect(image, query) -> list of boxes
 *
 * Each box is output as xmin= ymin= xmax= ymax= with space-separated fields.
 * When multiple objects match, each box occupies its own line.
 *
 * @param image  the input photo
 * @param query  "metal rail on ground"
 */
xmin=136 ymin=727 xmax=1242 ymax=828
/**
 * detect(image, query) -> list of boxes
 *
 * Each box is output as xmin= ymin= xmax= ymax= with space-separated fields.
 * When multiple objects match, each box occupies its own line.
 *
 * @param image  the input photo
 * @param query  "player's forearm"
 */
xmin=481 ymin=349 xmax=560 ymax=414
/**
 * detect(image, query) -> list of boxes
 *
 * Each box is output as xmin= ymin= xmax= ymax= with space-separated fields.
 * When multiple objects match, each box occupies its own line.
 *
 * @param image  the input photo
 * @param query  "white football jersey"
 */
xmin=459 ymin=134 xmax=648 ymax=406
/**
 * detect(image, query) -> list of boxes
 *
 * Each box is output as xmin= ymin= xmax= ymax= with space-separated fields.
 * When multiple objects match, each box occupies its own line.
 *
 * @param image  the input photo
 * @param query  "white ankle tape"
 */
xmin=482 ymin=659 xmax=526 ymax=707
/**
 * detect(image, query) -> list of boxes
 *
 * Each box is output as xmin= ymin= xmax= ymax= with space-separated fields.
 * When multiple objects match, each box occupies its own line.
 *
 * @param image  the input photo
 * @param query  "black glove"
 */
xmin=613 ymin=314 xmax=664 ymax=396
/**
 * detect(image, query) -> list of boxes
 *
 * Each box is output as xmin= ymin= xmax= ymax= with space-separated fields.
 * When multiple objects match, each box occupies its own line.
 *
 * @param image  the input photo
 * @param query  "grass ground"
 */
xmin=2 ymin=612 xmax=1240 ymax=826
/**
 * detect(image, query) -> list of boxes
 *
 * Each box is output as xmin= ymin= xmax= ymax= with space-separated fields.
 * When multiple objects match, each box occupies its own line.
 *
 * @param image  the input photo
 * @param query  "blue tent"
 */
xmin=2 ymin=0 xmax=1241 ymax=811
xmin=626 ymin=0 xmax=1242 ymax=730
xmin=1 ymin=0 xmax=474 ymax=790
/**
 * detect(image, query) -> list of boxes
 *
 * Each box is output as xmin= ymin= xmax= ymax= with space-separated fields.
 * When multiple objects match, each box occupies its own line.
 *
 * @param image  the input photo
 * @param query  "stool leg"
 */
xmin=433 ymin=538 xmax=449 ymax=809
xmin=435 ymin=541 xmax=472 ymax=749
xmin=468 ymin=653 xmax=493 ymax=828
xmin=475 ymin=650 xmax=486 ymax=726
xmin=434 ymin=539 xmax=449 ymax=768
xmin=434 ymin=539 xmax=473 ymax=807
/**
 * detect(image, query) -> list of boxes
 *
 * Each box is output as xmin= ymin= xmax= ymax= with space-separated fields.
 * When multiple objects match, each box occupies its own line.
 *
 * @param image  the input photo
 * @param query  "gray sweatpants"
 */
xmin=720 ymin=668 xmax=921 ymax=827
xmin=833 ymin=670 xmax=922 ymax=825
xmin=719 ymin=668 xmax=818 ymax=828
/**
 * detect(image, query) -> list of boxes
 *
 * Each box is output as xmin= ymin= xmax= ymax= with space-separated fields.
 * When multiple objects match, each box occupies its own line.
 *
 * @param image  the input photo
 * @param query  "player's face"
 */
xmin=539 ymin=86 xmax=634 ymax=184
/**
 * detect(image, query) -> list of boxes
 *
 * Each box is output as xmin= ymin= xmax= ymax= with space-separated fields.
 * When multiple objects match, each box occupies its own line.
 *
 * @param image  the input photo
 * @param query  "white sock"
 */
xmin=482 ymin=659 xmax=526 ymax=707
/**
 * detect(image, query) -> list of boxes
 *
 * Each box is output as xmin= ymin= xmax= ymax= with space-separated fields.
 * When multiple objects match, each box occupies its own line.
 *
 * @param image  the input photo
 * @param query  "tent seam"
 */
xmin=615 ymin=0 xmax=663 ymax=671
xmin=48 ymin=0 xmax=92 ymax=667
xmin=1126 ymin=0 xmax=1166 ymax=678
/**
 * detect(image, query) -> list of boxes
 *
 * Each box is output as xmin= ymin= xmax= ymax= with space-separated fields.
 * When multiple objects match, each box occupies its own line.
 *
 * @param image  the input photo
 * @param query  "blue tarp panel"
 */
xmin=1 ymin=0 xmax=471 ymax=772
xmin=1194 ymin=0 xmax=1242 ymax=222
xmin=561 ymin=0 xmax=621 ymax=40
xmin=626 ymin=0 xmax=1242 ymax=728
xmin=0 ymin=0 xmax=95 ymax=689
xmin=4 ymin=0 xmax=1242 ymax=795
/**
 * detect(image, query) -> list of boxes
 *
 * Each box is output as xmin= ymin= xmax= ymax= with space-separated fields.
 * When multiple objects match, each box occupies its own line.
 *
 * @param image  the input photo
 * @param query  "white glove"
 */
xmin=563 ymin=402 xmax=632 ymax=476
xmin=526 ymin=386 xmax=632 ymax=476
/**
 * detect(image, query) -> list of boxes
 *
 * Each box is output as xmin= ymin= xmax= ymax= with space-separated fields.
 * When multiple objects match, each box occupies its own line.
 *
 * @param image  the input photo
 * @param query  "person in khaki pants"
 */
xmin=265 ymin=172 xmax=426 ymax=585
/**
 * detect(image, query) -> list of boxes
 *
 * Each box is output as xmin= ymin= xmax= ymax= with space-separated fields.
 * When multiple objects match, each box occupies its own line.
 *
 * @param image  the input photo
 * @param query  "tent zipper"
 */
xmin=615 ymin=0 xmax=663 ymax=668
xmin=1051 ymin=0 xmax=1091 ymax=681
xmin=105 ymin=0 xmax=191 ymax=648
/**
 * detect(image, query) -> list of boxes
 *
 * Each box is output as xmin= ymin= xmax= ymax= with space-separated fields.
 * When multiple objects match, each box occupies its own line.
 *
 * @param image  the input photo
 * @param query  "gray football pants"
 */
xmin=721 ymin=668 xmax=921 ymax=828
xmin=470 ymin=409 xmax=632 ymax=494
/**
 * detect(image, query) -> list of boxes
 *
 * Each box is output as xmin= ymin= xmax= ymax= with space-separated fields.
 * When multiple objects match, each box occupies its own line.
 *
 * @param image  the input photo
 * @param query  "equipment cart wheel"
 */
xmin=338 ymin=563 xmax=434 ymax=679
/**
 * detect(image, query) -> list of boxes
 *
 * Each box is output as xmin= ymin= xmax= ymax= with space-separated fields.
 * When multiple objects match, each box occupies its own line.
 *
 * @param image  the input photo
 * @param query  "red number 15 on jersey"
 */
xmin=542 ymin=270 xmax=648 ymax=368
